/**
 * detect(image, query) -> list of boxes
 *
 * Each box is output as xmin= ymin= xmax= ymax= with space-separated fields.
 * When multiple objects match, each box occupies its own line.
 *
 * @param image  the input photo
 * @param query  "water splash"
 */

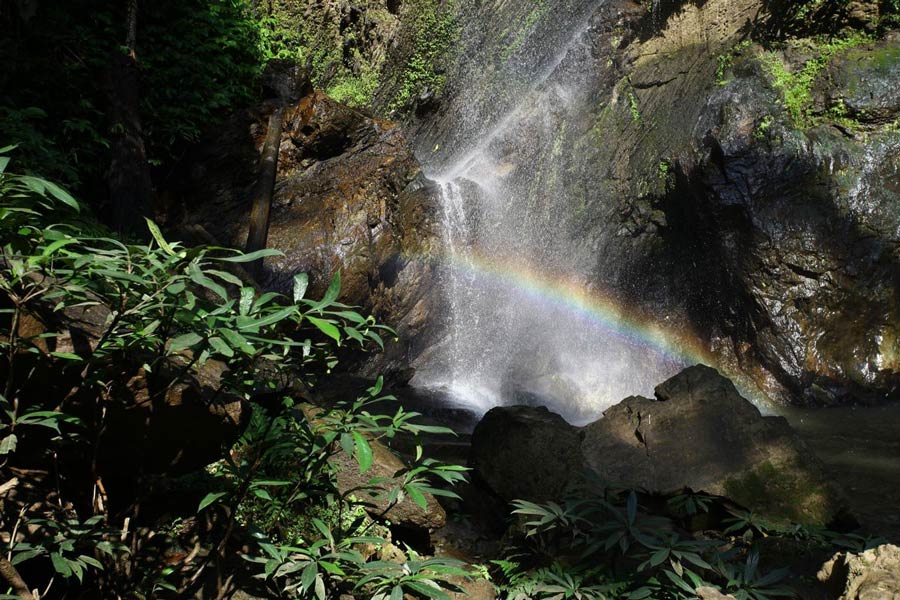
xmin=412 ymin=1 xmax=712 ymax=424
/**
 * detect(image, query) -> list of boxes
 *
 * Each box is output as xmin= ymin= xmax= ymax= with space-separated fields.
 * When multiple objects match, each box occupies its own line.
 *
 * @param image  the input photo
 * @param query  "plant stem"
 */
xmin=0 ymin=555 xmax=35 ymax=600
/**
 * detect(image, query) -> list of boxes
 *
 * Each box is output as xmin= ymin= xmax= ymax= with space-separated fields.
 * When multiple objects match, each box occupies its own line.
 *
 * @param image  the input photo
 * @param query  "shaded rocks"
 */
xmin=582 ymin=365 xmax=843 ymax=525
xmin=170 ymin=86 xmax=442 ymax=373
xmin=18 ymin=283 xmax=248 ymax=479
xmin=471 ymin=366 xmax=846 ymax=526
xmin=330 ymin=434 xmax=447 ymax=532
xmin=818 ymin=544 xmax=900 ymax=600
xmin=696 ymin=587 xmax=736 ymax=600
xmin=470 ymin=405 xmax=582 ymax=503
xmin=100 ymin=360 xmax=246 ymax=477
xmin=819 ymin=36 xmax=900 ymax=125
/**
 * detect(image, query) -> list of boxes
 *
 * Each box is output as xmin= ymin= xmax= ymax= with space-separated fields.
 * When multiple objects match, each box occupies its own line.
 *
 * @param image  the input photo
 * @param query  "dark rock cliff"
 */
xmin=395 ymin=0 xmax=900 ymax=406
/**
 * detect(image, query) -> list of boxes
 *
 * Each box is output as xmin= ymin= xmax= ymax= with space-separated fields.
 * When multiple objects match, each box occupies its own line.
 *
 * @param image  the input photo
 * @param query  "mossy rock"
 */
xmin=724 ymin=460 xmax=837 ymax=526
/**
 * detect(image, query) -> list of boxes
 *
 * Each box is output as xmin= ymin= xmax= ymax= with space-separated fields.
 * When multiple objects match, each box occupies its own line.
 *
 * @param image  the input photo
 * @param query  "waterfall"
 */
xmin=411 ymin=1 xmax=694 ymax=424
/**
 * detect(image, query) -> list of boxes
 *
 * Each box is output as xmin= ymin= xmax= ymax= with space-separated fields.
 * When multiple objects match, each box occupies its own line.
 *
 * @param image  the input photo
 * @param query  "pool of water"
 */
xmin=779 ymin=403 xmax=900 ymax=541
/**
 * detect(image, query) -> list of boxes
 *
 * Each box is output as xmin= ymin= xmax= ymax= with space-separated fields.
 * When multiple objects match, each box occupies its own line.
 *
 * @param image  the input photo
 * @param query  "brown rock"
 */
xmin=469 ymin=405 xmax=583 ymax=502
xmin=173 ymin=89 xmax=442 ymax=372
xmin=447 ymin=576 xmax=496 ymax=600
xmin=818 ymin=544 xmax=900 ymax=600
xmin=581 ymin=365 xmax=845 ymax=526
xmin=330 ymin=433 xmax=447 ymax=532
xmin=696 ymin=587 xmax=736 ymax=600
xmin=100 ymin=358 xmax=247 ymax=476
xmin=470 ymin=366 xmax=846 ymax=525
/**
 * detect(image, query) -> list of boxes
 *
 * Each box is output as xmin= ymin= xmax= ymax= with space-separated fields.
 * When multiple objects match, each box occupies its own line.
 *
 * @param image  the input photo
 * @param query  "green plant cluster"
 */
xmin=490 ymin=484 xmax=884 ymax=600
xmin=715 ymin=40 xmax=753 ymax=86
xmin=0 ymin=150 xmax=470 ymax=598
xmin=256 ymin=0 xmax=392 ymax=108
xmin=390 ymin=1 xmax=459 ymax=113
xmin=758 ymin=32 xmax=871 ymax=128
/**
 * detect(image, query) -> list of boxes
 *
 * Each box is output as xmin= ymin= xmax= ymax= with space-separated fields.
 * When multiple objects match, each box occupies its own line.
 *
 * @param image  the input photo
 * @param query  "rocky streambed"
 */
xmin=374 ymin=364 xmax=900 ymax=600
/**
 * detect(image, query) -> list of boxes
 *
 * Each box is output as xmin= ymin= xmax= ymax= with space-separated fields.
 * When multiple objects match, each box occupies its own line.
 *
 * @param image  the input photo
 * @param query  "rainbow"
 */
xmin=438 ymin=248 xmax=717 ymax=368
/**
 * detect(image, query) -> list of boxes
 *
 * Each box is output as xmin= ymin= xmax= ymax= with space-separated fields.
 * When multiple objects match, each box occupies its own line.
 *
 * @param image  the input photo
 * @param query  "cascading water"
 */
xmin=410 ymin=1 xmax=704 ymax=424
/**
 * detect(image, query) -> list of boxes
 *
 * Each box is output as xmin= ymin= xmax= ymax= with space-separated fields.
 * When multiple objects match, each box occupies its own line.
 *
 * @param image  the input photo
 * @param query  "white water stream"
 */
xmin=410 ymin=7 xmax=693 ymax=424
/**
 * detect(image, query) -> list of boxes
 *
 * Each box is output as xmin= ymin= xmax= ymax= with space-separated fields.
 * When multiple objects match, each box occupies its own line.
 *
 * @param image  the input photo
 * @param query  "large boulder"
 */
xmin=469 ymin=405 xmax=582 ymax=502
xmin=470 ymin=366 xmax=846 ymax=526
xmin=582 ymin=365 xmax=844 ymax=525
xmin=818 ymin=544 xmax=900 ymax=600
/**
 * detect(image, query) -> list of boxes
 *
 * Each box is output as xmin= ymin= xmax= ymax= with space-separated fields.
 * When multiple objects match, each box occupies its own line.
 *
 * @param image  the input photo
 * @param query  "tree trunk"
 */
xmin=245 ymin=107 xmax=284 ymax=280
xmin=0 ymin=556 xmax=34 ymax=600
xmin=104 ymin=0 xmax=152 ymax=238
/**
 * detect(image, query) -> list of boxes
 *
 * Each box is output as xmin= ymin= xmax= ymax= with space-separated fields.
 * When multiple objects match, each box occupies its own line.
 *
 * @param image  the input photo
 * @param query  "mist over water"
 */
xmin=410 ymin=4 xmax=694 ymax=424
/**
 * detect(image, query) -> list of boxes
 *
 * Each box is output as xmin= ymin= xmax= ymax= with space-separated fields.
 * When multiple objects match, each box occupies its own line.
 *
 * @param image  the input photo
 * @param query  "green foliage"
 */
xmin=490 ymin=483 xmax=811 ymax=600
xmin=256 ymin=0 xmax=392 ymax=108
xmin=716 ymin=40 xmax=753 ymax=86
xmin=628 ymin=90 xmax=641 ymax=123
xmin=326 ymin=63 xmax=382 ymax=107
xmin=391 ymin=1 xmax=459 ymax=112
xmin=758 ymin=32 xmax=871 ymax=128
xmin=197 ymin=378 xmax=470 ymax=598
xmin=139 ymin=0 xmax=264 ymax=156
xmin=0 ymin=152 xmax=470 ymax=598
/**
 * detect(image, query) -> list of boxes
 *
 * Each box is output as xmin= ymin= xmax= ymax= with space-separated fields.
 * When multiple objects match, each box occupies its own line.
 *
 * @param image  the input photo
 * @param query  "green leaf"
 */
xmin=340 ymin=432 xmax=354 ymax=458
xmin=391 ymin=585 xmax=404 ymax=600
xmin=312 ymin=271 xmax=341 ymax=310
xmin=216 ymin=248 xmax=282 ymax=263
xmin=208 ymin=336 xmax=234 ymax=358
xmin=220 ymin=328 xmax=255 ymax=354
xmin=366 ymin=375 xmax=384 ymax=396
xmin=239 ymin=287 xmax=254 ymax=315
xmin=0 ymin=434 xmax=17 ymax=455
xmin=145 ymin=219 xmax=177 ymax=256
xmin=319 ymin=560 xmax=345 ymax=575
xmin=49 ymin=352 xmax=83 ymax=361
xmin=301 ymin=562 xmax=317 ymax=591
xmin=51 ymin=552 xmax=72 ymax=577
xmin=206 ymin=269 xmax=243 ymax=287
xmin=40 ymin=237 xmax=78 ymax=256
xmin=293 ymin=273 xmax=309 ymax=302
xmin=315 ymin=574 xmax=326 ymax=600
xmin=405 ymin=484 xmax=428 ymax=510
xmin=170 ymin=332 xmax=204 ymax=352
xmin=405 ymin=580 xmax=451 ymax=600
xmin=43 ymin=180 xmax=80 ymax=212
xmin=197 ymin=492 xmax=227 ymax=511
xmin=188 ymin=262 xmax=228 ymax=301
xmin=307 ymin=316 xmax=341 ymax=343
xmin=0 ymin=156 xmax=8 ymax=173
xmin=352 ymin=431 xmax=373 ymax=473
xmin=237 ymin=306 xmax=295 ymax=331
xmin=78 ymin=555 xmax=104 ymax=570
xmin=253 ymin=489 xmax=273 ymax=501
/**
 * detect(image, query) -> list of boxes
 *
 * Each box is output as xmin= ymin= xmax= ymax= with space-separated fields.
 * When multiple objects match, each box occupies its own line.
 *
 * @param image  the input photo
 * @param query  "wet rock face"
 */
xmin=170 ymin=89 xmax=442 ymax=371
xmin=527 ymin=0 xmax=900 ymax=406
xmin=470 ymin=366 xmax=847 ymax=526
xmin=654 ymin=38 xmax=900 ymax=406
